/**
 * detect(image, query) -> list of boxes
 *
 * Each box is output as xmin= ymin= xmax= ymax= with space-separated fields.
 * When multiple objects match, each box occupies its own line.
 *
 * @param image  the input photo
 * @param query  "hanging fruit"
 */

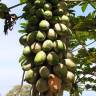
xmin=19 ymin=0 xmax=76 ymax=95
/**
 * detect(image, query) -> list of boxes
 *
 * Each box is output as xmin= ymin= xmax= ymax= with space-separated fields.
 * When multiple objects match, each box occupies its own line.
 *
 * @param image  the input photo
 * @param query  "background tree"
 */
xmin=6 ymin=85 xmax=31 ymax=96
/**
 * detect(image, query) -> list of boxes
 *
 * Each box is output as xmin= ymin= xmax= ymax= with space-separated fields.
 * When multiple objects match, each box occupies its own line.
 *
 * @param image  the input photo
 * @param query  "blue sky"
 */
xmin=0 ymin=0 xmax=96 ymax=96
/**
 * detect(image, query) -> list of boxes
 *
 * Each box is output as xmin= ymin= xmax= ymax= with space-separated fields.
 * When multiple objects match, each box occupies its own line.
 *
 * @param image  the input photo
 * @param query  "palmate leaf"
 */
xmin=20 ymin=0 xmax=27 ymax=3
xmin=81 ymin=2 xmax=88 ymax=12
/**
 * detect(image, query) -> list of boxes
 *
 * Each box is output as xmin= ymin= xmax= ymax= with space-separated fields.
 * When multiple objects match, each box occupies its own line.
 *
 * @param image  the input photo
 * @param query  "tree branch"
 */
xmin=72 ymin=40 xmax=96 ymax=52
xmin=8 ymin=2 xmax=26 ymax=10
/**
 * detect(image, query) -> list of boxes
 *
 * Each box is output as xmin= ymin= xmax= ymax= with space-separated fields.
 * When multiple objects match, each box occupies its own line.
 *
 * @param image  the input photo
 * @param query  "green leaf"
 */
xmin=20 ymin=0 xmax=27 ymax=3
xmin=81 ymin=2 xmax=88 ymax=12
xmin=90 ymin=2 xmax=96 ymax=9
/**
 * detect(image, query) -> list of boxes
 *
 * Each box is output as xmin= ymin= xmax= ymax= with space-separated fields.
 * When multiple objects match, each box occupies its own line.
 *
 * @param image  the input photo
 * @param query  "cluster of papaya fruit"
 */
xmin=19 ymin=0 xmax=76 ymax=95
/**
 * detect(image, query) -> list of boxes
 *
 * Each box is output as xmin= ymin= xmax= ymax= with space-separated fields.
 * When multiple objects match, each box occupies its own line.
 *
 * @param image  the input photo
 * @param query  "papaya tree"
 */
xmin=0 ymin=0 xmax=96 ymax=96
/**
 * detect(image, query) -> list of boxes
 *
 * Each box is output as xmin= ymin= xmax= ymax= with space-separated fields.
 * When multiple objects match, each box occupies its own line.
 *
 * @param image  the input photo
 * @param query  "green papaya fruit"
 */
xmin=24 ymin=69 xmax=39 ymax=84
xmin=53 ymin=8 xmax=64 ymax=16
xmin=27 ymin=32 xmax=35 ymax=45
xmin=23 ymin=46 xmax=31 ymax=56
xmin=31 ymin=42 xmax=41 ymax=53
xmin=47 ymin=28 xmax=57 ymax=40
xmin=44 ymin=10 xmax=52 ymax=20
xmin=47 ymin=52 xmax=59 ymax=65
xmin=35 ymin=31 xmax=46 ymax=42
xmin=34 ymin=0 xmax=45 ymax=8
xmin=61 ymin=15 xmax=69 ymax=24
xmin=39 ymin=66 xmax=50 ymax=78
xmin=35 ymin=8 xmax=44 ymax=18
xmin=29 ymin=15 xmax=39 ymax=25
xmin=22 ymin=63 xmax=32 ymax=71
xmin=53 ymin=63 xmax=67 ymax=78
xmin=44 ymin=3 xmax=52 ymax=10
xmin=19 ymin=34 xmax=27 ymax=46
xmin=53 ymin=40 xmax=66 ymax=52
xmin=66 ymin=71 xmax=75 ymax=83
xmin=64 ymin=59 xmax=76 ymax=72
xmin=36 ymin=78 xmax=48 ymax=93
xmin=24 ymin=69 xmax=34 ymax=83
xmin=34 ymin=51 xmax=46 ymax=65
xmin=39 ymin=20 xmax=50 ymax=31
xmin=54 ymin=23 xmax=68 ymax=35
xmin=42 ymin=40 xmax=53 ymax=52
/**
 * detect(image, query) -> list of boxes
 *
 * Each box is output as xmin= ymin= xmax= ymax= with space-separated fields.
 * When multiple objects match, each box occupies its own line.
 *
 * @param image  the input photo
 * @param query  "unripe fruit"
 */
xmin=53 ymin=63 xmax=67 ymax=78
xmin=22 ymin=63 xmax=32 ymax=71
xmin=61 ymin=15 xmax=69 ymax=24
xmin=19 ymin=34 xmax=27 ymax=46
xmin=42 ymin=40 xmax=53 ymax=52
xmin=34 ymin=51 xmax=46 ymax=65
xmin=44 ymin=10 xmax=52 ymax=20
xmin=24 ymin=69 xmax=34 ymax=83
xmin=44 ymin=3 xmax=52 ymax=10
xmin=35 ymin=31 xmax=46 ymax=42
xmin=53 ymin=40 xmax=66 ymax=52
xmin=27 ymin=33 xmax=35 ymax=45
xmin=36 ymin=78 xmax=48 ymax=93
xmin=23 ymin=46 xmax=31 ymax=56
xmin=39 ymin=20 xmax=50 ymax=30
xmin=39 ymin=66 xmax=50 ymax=78
xmin=47 ymin=52 xmax=59 ymax=65
xmin=54 ymin=23 xmax=68 ymax=35
xmin=34 ymin=0 xmax=45 ymax=8
xmin=66 ymin=71 xmax=75 ymax=83
xmin=31 ymin=42 xmax=41 ymax=53
xmin=64 ymin=59 xmax=76 ymax=72
xmin=47 ymin=28 xmax=57 ymax=40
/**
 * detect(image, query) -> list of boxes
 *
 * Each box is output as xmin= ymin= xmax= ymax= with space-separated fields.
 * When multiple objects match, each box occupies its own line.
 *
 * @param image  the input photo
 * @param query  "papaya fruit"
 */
xmin=54 ymin=23 xmax=68 ymax=35
xmin=24 ymin=69 xmax=34 ymax=83
xmin=23 ymin=46 xmax=31 ymax=56
xmin=27 ymin=32 xmax=35 ymax=45
xmin=39 ymin=20 xmax=50 ymax=31
xmin=39 ymin=66 xmax=50 ymax=78
xmin=47 ymin=28 xmax=57 ymax=40
xmin=36 ymin=78 xmax=48 ymax=93
xmin=66 ymin=52 xmax=73 ymax=59
xmin=29 ymin=15 xmax=38 ymax=25
xmin=35 ymin=30 xmax=46 ymax=42
xmin=35 ymin=8 xmax=44 ymax=18
xmin=31 ymin=42 xmax=41 ymax=53
xmin=24 ymin=69 xmax=39 ymax=84
xmin=64 ymin=59 xmax=76 ymax=72
xmin=44 ymin=10 xmax=52 ymax=20
xmin=53 ymin=8 xmax=64 ymax=16
xmin=44 ymin=3 xmax=52 ymax=11
xmin=47 ymin=52 xmax=59 ymax=65
xmin=53 ymin=40 xmax=66 ymax=52
xmin=22 ymin=63 xmax=32 ymax=71
xmin=19 ymin=34 xmax=27 ymax=46
xmin=66 ymin=71 xmax=75 ymax=83
xmin=61 ymin=15 xmax=69 ymax=24
xmin=53 ymin=63 xmax=67 ymax=78
xmin=42 ymin=40 xmax=53 ymax=52
xmin=34 ymin=51 xmax=46 ymax=65
xmin=34 ymin=0 xmax=45 ymax=8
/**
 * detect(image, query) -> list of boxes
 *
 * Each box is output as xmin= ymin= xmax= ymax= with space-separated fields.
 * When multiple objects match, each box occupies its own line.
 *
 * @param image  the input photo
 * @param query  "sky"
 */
xmin=0 ymin=0 xmax=96 ymax=96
